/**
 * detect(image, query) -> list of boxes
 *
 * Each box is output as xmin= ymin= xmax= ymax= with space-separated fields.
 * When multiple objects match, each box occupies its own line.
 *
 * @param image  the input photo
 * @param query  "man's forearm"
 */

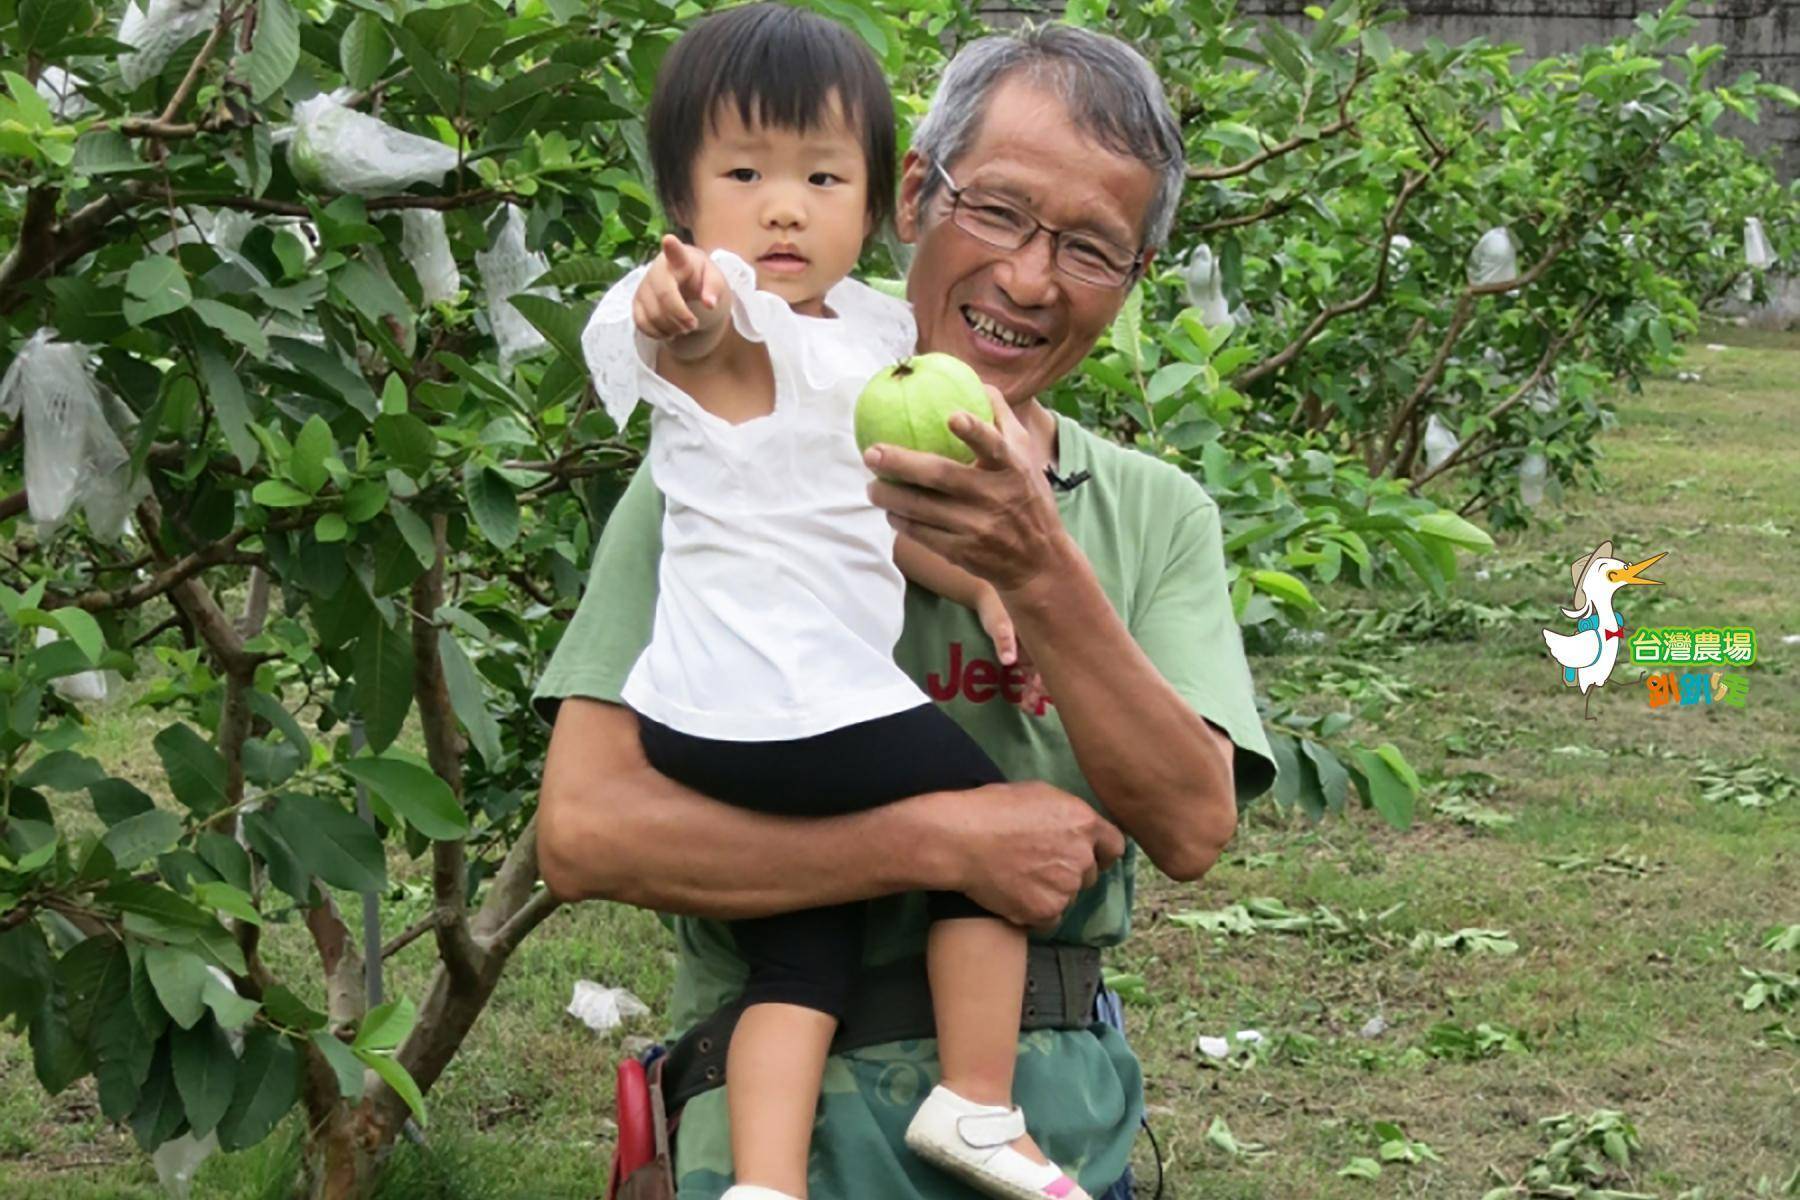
xmin=1001 ymin=534 xmax=1237 ymax=880
xmin=537 ymin=699 xmax=957 ymax=917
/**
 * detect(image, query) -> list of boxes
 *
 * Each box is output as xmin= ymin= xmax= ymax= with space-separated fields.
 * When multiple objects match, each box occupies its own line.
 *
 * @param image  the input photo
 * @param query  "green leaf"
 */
xmin=438 ymin=630 xmax=502 ymax=769
xmin=144 ymin=946 xmax=210 ymax=1030
xmin=247 ymin=0 xmax=301 ymax=103
xmin=1247 ymin=569 xmax=1321 ymax=612
xmin=388 ymin=500 xmax=437 ymax=568
xmin=200 ymin=971 xmax=260 ymax=1031
xmin=290 ymin=415 xmax=334 ymax=495
xmin=101 ymin=809 xmax=184 ymax=870
xmin=340 ymin=12 xmax=393 ymax=91
xmin=0 ymin=923 xmax=53 ymax=1026
xmin=332 ymin=259 xmax=410 ymax=325
xmin=311 ymin=1031 xmax=366 ymax=1101
xmin=252 ymin=480 xmax=313 ymax=508
xmin=351 ymin=615 xmax=415 ymax=755
xmin=153 ymin=724 xmax=228 ymax=818
xmin=353 ymin=997 xmax=417 ymax=1053
xmin=191 ymin=880 xmax=264 ymax=928
xmin=315 ymin=512 xmax=349 ymax=542
xmin=373 ymin=413 xmax=437 ymax=477
xmin=198 ymin=347 xmax=261 ymax=471
xmin=1108 ymin=283 xmax=1145 ymax=375
xmin=47 ymin=606 xmax=104 ymax=666
xmin=508 ymin=294 xmax=591 ymax=368
xmin=172 ymin=1017 xmax=238 ymax=1137
xmin=1414 ymin=510 xmax=1495 ymax=551
xmin=270 ymin=793 xmax=386 ymax=893
xmin=357 ymin=1047 xmax=428 ymax=1125
xmin=343 ymin=479 xmax=390 ymax=524
xmin=341 ymin=755 xmax=468 ymax=840
xmin=1352 ymin=744 xmax=1418 ymax=830
xmin=217 ymin=1027 xmax=301 ymax=1151
xmin=129 ymin=1038 xmax=185 ymax=1153
xmin=464 ymin=464 xmax=520 ymax=550
xmin=190 ymin=299 xmax=270 ymax=361
xmin=123 ymin=255 xmax=191 ymax=325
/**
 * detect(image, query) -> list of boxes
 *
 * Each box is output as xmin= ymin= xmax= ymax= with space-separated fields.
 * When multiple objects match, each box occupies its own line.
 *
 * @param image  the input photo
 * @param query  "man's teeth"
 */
xmin=964 ymin=307 xmax=1036 ymax=348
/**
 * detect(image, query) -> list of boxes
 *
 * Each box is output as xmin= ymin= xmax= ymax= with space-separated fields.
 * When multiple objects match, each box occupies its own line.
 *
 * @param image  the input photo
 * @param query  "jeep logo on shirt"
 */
xmin=925 ymin=642 xmax=1054 ymax=717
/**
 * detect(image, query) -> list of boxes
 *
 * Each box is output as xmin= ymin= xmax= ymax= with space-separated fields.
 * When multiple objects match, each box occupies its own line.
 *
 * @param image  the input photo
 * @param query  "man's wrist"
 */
xmin=998 ymin=529 xmax=1089 ymax=618
xmin=874 ymin=790 xmax=968 ymax=895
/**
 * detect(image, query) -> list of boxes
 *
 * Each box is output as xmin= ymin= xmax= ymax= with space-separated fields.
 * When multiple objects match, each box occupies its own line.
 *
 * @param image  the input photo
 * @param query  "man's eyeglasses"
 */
xmin=931 ymin=161 xmax=1144 ymax=290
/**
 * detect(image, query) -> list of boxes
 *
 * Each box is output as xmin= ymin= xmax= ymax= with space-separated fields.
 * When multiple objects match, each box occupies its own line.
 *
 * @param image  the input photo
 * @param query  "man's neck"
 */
xmin=1014 ymin=397 xmax=1059 ymax=472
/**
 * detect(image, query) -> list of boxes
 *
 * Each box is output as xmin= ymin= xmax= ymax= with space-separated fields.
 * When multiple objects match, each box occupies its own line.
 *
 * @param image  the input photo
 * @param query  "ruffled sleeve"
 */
xmin=826 ymin=278 xmax=917 ymax=364
xmin=579 ymin=249 xmax=800 ymax=430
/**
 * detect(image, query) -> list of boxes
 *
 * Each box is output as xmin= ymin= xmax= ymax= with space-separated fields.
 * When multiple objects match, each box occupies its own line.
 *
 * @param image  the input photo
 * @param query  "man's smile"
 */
xmin=960 ymin=304 xmax=1048 ymax=354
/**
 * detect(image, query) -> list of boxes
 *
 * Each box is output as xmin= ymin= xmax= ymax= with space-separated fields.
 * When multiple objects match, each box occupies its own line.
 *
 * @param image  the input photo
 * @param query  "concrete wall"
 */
xmin=1239 ymin=0 xmax=1800 ymax=178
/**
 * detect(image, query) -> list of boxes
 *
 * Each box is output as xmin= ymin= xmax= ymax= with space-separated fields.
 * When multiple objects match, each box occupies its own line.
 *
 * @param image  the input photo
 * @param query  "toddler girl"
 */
xmin=580 ymin=5 xmax=1080 ymax=1200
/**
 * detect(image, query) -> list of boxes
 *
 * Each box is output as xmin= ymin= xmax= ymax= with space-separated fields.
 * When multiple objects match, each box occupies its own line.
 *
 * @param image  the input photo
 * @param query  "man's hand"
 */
xmin=634 ymin=235 xmax=730 ymax=342
xmin=922 ymin=782 xmax=1126 ymax=931
xmin=864 ymin=388 xmax=1070 ymax=595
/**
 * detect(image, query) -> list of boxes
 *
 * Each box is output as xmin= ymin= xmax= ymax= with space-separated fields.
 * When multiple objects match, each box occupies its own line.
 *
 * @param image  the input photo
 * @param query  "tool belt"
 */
xmin=608 ymin=943 xmax=1103 ymax=1200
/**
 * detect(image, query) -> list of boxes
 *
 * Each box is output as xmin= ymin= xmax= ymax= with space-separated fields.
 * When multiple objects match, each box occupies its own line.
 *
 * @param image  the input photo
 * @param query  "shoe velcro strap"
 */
xmin=956 ymin=1106 xmax=1026 ymax=1149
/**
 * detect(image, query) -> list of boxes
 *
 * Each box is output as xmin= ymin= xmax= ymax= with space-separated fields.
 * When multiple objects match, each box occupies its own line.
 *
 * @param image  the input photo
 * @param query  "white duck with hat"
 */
xmin=1541 ymin=540 xmax=1666 ymax=718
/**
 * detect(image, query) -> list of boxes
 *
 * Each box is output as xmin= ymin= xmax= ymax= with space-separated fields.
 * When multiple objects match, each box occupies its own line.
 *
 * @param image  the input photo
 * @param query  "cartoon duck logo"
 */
xmin=1541 ymin=540 xmax=1666 ymax=719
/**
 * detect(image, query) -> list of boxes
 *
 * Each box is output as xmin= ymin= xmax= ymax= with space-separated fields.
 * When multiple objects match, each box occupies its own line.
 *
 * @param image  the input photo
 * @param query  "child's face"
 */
xmin=685 ymin=93 xmax=872 ymax=318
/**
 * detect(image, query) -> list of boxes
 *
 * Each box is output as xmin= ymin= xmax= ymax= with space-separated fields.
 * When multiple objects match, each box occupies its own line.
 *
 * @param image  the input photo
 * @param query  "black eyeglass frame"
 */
xmin=929 ymin=160 xmax=1146 ymax=290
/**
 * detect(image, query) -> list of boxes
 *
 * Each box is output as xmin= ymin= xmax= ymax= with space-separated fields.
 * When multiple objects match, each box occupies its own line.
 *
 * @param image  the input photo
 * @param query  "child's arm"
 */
xmin=895 ymin=534 xmax=1021 ymax=668
xmin=634 ymin=236 xmax=774 ymax=420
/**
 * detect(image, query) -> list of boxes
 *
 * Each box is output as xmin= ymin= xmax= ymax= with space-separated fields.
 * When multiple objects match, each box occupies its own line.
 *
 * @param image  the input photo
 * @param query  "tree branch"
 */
xmin=159 ymin=4 xmax=247 ymax=129
xmin=305 ymin=891 xmax=368 ymax=1031
xmin=1407 ymin=292 xmax=1604 ymax=489
xmin=1193 ymin=196 xmax=1297 ymax=236
xmin=1188 ymin=61 xmax=1372 ymax=182
xmin=409 ymin=511 xmax=482 ymax=987
xmin=1233 ymin=146 xmax=1450 ymax=391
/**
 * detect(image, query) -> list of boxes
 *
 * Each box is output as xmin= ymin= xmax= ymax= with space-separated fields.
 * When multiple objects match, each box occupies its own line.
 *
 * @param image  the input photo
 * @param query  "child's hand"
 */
xmin=974 ymin=587 xmax=1019 ymax=667
xmin=976 ymin=587 xmax=1050 ymax=711
xmin=634 ymin=235 xmax=730 ymax=341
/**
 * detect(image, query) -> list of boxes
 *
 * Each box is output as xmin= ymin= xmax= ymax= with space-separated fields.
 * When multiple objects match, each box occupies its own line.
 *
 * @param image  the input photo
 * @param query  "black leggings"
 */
xmin=637 ymin=703 xmax=1005 ymax=1019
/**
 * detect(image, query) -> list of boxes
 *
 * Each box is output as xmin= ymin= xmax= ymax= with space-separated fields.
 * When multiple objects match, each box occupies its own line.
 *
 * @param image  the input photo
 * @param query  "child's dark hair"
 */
xmin=647 ymin=3 xmax=896 ymax=241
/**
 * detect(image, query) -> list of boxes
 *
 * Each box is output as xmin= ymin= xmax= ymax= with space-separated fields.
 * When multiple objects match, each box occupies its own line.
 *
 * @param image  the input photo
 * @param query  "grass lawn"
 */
xmin=2 ymin=327 xmax=1796 ymax=1198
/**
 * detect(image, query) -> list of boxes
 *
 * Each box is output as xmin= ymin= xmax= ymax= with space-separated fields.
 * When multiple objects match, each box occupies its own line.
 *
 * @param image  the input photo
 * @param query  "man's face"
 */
xmin=897 ymin=77 xmax=1160 ymax=406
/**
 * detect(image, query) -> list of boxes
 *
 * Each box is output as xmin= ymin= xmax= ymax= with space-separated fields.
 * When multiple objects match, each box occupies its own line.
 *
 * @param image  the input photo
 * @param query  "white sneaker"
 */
xmin=903 ymin=1085 xmax=1091 ymax=1200
xmin=719 ymin=1188 xmax=802 ymax=1200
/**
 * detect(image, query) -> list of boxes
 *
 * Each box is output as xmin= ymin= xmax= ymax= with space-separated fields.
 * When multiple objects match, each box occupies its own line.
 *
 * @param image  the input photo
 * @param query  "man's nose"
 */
xmin=995 ymin=228 xmax=1060 ymax=308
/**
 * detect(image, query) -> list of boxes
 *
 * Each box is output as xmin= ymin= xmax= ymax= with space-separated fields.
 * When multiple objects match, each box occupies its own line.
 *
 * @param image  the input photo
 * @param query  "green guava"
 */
xmin=854 ymin=352 xmax=994 ymax=468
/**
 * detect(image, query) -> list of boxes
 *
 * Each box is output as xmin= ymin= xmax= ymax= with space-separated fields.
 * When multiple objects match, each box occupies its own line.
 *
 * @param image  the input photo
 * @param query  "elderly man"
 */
xmin=534 ymin=23 xmax=1274 ymax=1200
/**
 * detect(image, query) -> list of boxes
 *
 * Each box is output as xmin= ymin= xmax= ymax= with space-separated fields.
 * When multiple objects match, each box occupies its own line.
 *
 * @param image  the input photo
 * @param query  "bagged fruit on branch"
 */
xmin=0 ymin=330 xmax=149 ymax=540
xmin=288 ymin=93 xmax=460 ymax=195
xmin=1518 ymin=451 xmax=1548 ymax=509
xmin=477 ymin=205 xmax=558 ymax=369
xmin=118 ymin=0 xmax=222 ymax=91
xmin=36 ymin=67 xmax=94 ymax=120
xmin=1182 ymin=243 xmax=1232 ymax=327
xmin=1745 ymin=217 xmax=1775 ymax=271
xmin=403 ymin=209 xmax=461 ymax=306
xmin=1423 ymin=413 xmax=1458 ymax=471
xmin=1467 ymin=226 xmax=1519 ymax=288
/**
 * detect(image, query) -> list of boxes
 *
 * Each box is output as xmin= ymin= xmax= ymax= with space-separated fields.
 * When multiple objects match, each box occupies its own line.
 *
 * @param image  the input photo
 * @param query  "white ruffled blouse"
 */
xmin=581 ymin=249 xmax=926 ymax=740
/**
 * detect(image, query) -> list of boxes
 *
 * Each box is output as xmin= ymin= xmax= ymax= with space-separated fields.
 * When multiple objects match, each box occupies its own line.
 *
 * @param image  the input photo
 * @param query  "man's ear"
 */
xmin=895 ymin=150 xmax=928 ymax=244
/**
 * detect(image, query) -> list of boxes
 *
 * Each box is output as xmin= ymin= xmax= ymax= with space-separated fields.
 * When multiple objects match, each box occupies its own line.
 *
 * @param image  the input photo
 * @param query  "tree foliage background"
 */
xmin=0 ymin=0 xmax=1793 ymax=1195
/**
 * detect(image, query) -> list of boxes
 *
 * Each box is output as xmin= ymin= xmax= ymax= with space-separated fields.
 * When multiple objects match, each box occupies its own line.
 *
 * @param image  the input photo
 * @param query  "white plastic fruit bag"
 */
xmin=402 ymin=209 xmax=460 ymax=306
xmin=1182 ymin=243 xmax=1233 ymax=327
xmin=476 ymin=205 xmax=557 ymax=369
xmin=1519 ymin=451 xmax=1548 ymax=508
xmin=1745 ymin=217 xmax=1775 ymax=271
xmin=0 ymin=330 xmax=147 ymax=540
xmin=1423 ymin=413 xmax=1458 ymax=471
xmin=119 ymin=0 xmax=222 ymax=91
xmin=1467 ymin=226 xmax=1519 ymax=288
xmin=288 ymin=94 xmax=460 ymax=196
xmin=36 ymin=67 xmax=93 ymax=120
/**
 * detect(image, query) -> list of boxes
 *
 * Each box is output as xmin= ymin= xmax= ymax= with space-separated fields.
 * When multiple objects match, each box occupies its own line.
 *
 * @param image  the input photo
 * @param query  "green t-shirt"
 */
xmin=533 ymin=411 xmax=1275 ymax=1198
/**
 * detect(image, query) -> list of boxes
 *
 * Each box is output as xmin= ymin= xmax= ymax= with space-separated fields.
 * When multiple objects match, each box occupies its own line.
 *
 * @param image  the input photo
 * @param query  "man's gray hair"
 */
xmin=911 ymin=25 xmax=1186 ymax=250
